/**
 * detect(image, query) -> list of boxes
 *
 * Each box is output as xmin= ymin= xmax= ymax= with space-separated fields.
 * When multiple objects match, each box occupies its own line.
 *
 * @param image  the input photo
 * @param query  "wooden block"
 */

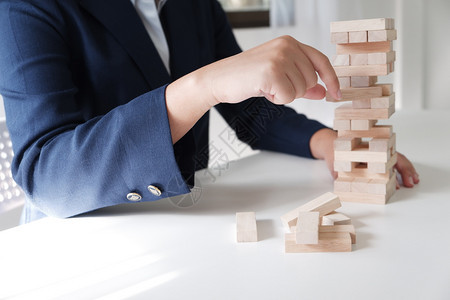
xmin=368 ymin=173 xmax=396 ymax=195
xmin=334 ymin=160 xmax=357 ymax=172
xmin=368 ymin=152 xmax=397 ymax=174
xmin=369 ymin=133 xmax=396 ymax=152
xmin=370 ymin=93 xmax=395 ymax=108
xmin=352 ymin=99 xmax=371 ymax=109
xmin=335 ymin=191 xmax=389 ymax=205
xmin=350 ymin=53 xmax=368 ymax=65
xmin=322 ymin=212 xmax=352 ymax=226
xmin=334 ymin=103 xmax=395 ymax=120
xmin=334 ymin=64 xmax=391 ymax=77
xmin=326 ymin=86 xmax=382 ymax=102
xmin=334 ymin=137 xmax=361 ymax=151
xmin=368 ymin=29 xmax=397 ymax=42
xmin=349 ymin=31 xmax=367 ymax=43
xmin=285 ymin=232 xmax=352 ymax=253
xmin=351 ymin=177 xmax=370 ymax=193
xmin=339 ymin=163 xmax=393 ymax=180
xmin=389 ymin=62 xmax=395 ymax=72
xmin=333 ymin=119 xmax=351 ymax=131
xmin=351 ymin=76 xmax=378 ymax=88
xmin=330 ymin=18 xmax=394 ymax=33
xmin=319 ymin=225 xmax=356 ymax=244
xmin=338 ymin=125 xmax=393 ymax=138
xmin=350 ymin=119 xmax=377 ymax=130
xmin=334 ymin=177 xmax=353 ymax=192
xmin=335 ymin=145 xmax=390 ymax=163
xmin=295 ymin=211 xmax=320 ymax=244
xmin=373 ymin=83 xmax=393 ymax=96
xmin=280 ymin=192 xmax=341 ymax=229
xmin=236 ymin=212 xmax=257 ymax=242
xmin=338 ymin=76 xmax=351 ymax=88
xmin=336 ymin=41 xmax=392 ymax=55
xmin=332 ymin=54 xmax=350 ymax=66
xmin=331 ymin=32 xmax=349 ymax=44
xmin=368 ymin=51 xmax=396 ymax=65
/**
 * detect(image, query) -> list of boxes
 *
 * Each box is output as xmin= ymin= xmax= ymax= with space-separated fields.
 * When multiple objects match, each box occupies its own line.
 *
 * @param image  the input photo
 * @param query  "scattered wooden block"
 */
xmin=332 ymin=54 xmax=350 ymax=66
xmin=368 ymin=152 xmax=397 ymax=174
xmin=334 ymin=64 xmax=391 ymax=77
xmin=370 ymin=93 xmax=395 ymax=108
xmin=295 ymin=211 xmax=320 ymax=244
xmin=368 ymin=51 xmax=396 ymax=65
xmin=338 ymin=76 xmax=351 ymax=88
xmin=336 ymin=41 xmax=392 ymax=55
xmin=334 ymin=103 xmax=395 ymax=120
xmin=349 ymin=31 xmax=368 ymax=43
xmin=319 ymin=225 xmax=356 ymax=244
xmin=368 ymin=29 xmax=397 ymax=42
xmin=326 ymin=86 xmax=382 ymax=102
xmin=285 ymin=232 xmax=352 ymax=253
xmin=350 ymin=119 xmax=377 ymax=130
xmin=330 ymin=18 xmax=394 ymax=33
xmin=331 ymin=32 xmax=349 ymax=44
xmin=236 ymin=212 xmax=258 ymax=242
xmin=337 ymin=125 xmax=393 ymax=138
xmin=350 ymin=53 xmax=368 ymax=65
xmin=322 ymin=212 xmax=352 ymax=226
xmin=333 ymin=119 xmax=351 ymax=131
xmin=334 ymin=137 xmax=362 ymax=151
xmin=352 ymin=99 xmax=371 ymax=109
xmin=373 ymin=83 xmax=393 ymax=96
xmin=334 ymin=177 xmax=353 ymax=192
xmin=351 ymin=76 xmax=378 ymax=88
xmin=280 ymin=192 xmax=341 ymax=229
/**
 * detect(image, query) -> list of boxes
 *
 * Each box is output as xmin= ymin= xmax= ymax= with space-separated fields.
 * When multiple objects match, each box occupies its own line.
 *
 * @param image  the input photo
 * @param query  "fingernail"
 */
xmin=337 ymin=89 xmax=342 ymax=100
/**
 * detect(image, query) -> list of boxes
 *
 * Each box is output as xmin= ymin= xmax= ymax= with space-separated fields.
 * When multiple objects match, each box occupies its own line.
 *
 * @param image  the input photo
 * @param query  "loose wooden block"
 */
xmin=236 ymin=212 xmax=258 ymax=242
xmin=336 ymin=41 xmax=392 ymax=55
xmin=351 ymin=76 xmax=378 ymax=88
xmin=334 ymin=137 xmax=361 ymax=151
xmin=332 ymin=54 xmax=350 ymax=66
xmin=350 ymin=53 xmax=368 ymax=66
xmin=351 ymin=177 xmax=370 ymax=193
xmin=349 ymin=31 xmax=368 ymax=43
xmin=350 ymin=119 xmax=377 ymax=130
xmin=352 ymin=99 xmax=371 ymax=109
xmin=285 ymin=232 xmax=352 ymax=253
xmin=322 ymin=212 xmax=352 ymax=226
xmin=295 ymin=211 xmax=320 ymax=244
xmin=333 ymin=119 xmax=351 ymax=131
xmin=368 ymin=29 xmax=397 ymax=42
xmin=334 ymin=160 xmax=357 ymax=172
xmin=368 ymin=152 xmax=397 ymax=174
xmin=280 ymin=192 xmax=342 ymax=229
xmin=319 ymin=225 xmax=356 ymax=244
xmin=369 ymin=133 xmax=396 ymax=152
xmin=331 ymin=32 xmax=349 ymax=44
xmin=370 ymin=93 xmax=395 ymax=108
xmin=334 ymin=64 xmax=391 ymax=77
xmin=373 ymin=83 xmax=393 ymax=96
xmin=338 ymin=76 xmax=351 ymax=88
xmin=334 ymin=103 xmax=395 ymax=120
xmin=334 ymin=177 xmax=353 ymax=192
xmin=326 ymin=86 xmax=382 ymax=102
xmin=338 ymin=125 xmax=393 ymax=138
xmin=330 ymin=18 xmax=394 ymax=33
xmin=368 ymin=51 xmax=396 ymax=65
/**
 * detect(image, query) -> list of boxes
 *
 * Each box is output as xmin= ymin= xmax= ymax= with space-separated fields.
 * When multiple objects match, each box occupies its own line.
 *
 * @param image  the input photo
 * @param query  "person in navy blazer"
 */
xmin=0 ymin=0 xmax=419 ymax=223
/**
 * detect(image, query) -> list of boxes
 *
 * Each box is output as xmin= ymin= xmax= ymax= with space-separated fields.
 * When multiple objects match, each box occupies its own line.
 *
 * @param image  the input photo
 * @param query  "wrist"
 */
xmin=309 ymin=128 xmax=337 ymax=159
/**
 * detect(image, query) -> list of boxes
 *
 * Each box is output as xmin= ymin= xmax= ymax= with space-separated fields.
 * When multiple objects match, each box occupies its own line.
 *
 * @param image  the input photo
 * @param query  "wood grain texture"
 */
xmin=285 ymin=232 xmax=352 ymax=253
xmin=236 ymin=212 xmax=258 ymax=242
xmin=331 ymin=18 xmax=394 ymax=33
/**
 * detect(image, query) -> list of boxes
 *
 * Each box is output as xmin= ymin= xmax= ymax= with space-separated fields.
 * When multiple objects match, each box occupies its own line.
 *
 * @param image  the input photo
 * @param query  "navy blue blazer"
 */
xmin=0 ymin=0 xmax=326 ymax=222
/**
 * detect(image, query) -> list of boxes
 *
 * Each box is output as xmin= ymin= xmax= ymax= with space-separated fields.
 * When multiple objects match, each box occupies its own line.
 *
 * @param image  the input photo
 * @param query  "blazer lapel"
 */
xmin=79 ymin=0 xmax=172 ymax=89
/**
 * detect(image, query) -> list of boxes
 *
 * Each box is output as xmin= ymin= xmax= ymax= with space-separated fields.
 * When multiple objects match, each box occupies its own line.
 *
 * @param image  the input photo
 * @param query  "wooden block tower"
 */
xmin=326 ymin=18 xmax=397 ymax=205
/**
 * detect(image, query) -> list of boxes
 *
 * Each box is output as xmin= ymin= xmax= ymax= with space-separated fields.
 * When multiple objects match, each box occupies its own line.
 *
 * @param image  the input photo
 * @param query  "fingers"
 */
xmin=303 ymin=84 xmax=327 ymax=100
xmin=297 ymin=42 xmax=342 ymax=100
xmin=395 ymin=152 xmax=419 ymax=188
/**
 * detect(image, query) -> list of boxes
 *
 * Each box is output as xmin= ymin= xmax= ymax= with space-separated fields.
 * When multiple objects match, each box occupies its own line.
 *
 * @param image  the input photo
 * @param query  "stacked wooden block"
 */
xmin=281 ymin=192 xmax=355 ymax=253
xmin=326 ymin=18 xmax=398 ymax=205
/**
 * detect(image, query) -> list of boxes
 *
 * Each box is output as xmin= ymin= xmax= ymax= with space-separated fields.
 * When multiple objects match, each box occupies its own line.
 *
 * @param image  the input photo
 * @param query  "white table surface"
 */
xmin=1 ymin=110 xmax=449 ymax=300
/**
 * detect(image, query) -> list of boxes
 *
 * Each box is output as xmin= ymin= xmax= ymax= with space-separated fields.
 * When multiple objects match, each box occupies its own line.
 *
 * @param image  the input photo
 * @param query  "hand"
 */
xmin=200 ymin=35 xmax=341 ymax=106
xmin=395 ymin=152 xmax=420 ymax=188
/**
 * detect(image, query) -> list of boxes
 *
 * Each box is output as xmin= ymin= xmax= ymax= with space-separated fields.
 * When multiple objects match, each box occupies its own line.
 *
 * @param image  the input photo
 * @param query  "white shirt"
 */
xmin=130 ymin=0 xmax=171 ymax=74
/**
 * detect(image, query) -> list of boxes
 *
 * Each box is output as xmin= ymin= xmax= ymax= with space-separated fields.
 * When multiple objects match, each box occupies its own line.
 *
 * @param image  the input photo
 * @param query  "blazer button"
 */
xmin=147 ymin=185 xmax=162 ymax=196
xmin=127 ymin=192 xmax=142 ymax=202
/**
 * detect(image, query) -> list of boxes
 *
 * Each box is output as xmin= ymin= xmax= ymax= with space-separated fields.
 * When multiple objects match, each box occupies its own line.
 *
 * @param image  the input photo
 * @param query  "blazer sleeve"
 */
xmin=210 ymin=0 xmax=328 ymax=158
xmin=0 ymin=2 xmax=190 ymax=219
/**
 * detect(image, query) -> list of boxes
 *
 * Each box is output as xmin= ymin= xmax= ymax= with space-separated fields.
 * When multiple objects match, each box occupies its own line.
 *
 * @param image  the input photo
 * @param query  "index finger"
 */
xmin=297 ymin=42 xmax=342 ymax=100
